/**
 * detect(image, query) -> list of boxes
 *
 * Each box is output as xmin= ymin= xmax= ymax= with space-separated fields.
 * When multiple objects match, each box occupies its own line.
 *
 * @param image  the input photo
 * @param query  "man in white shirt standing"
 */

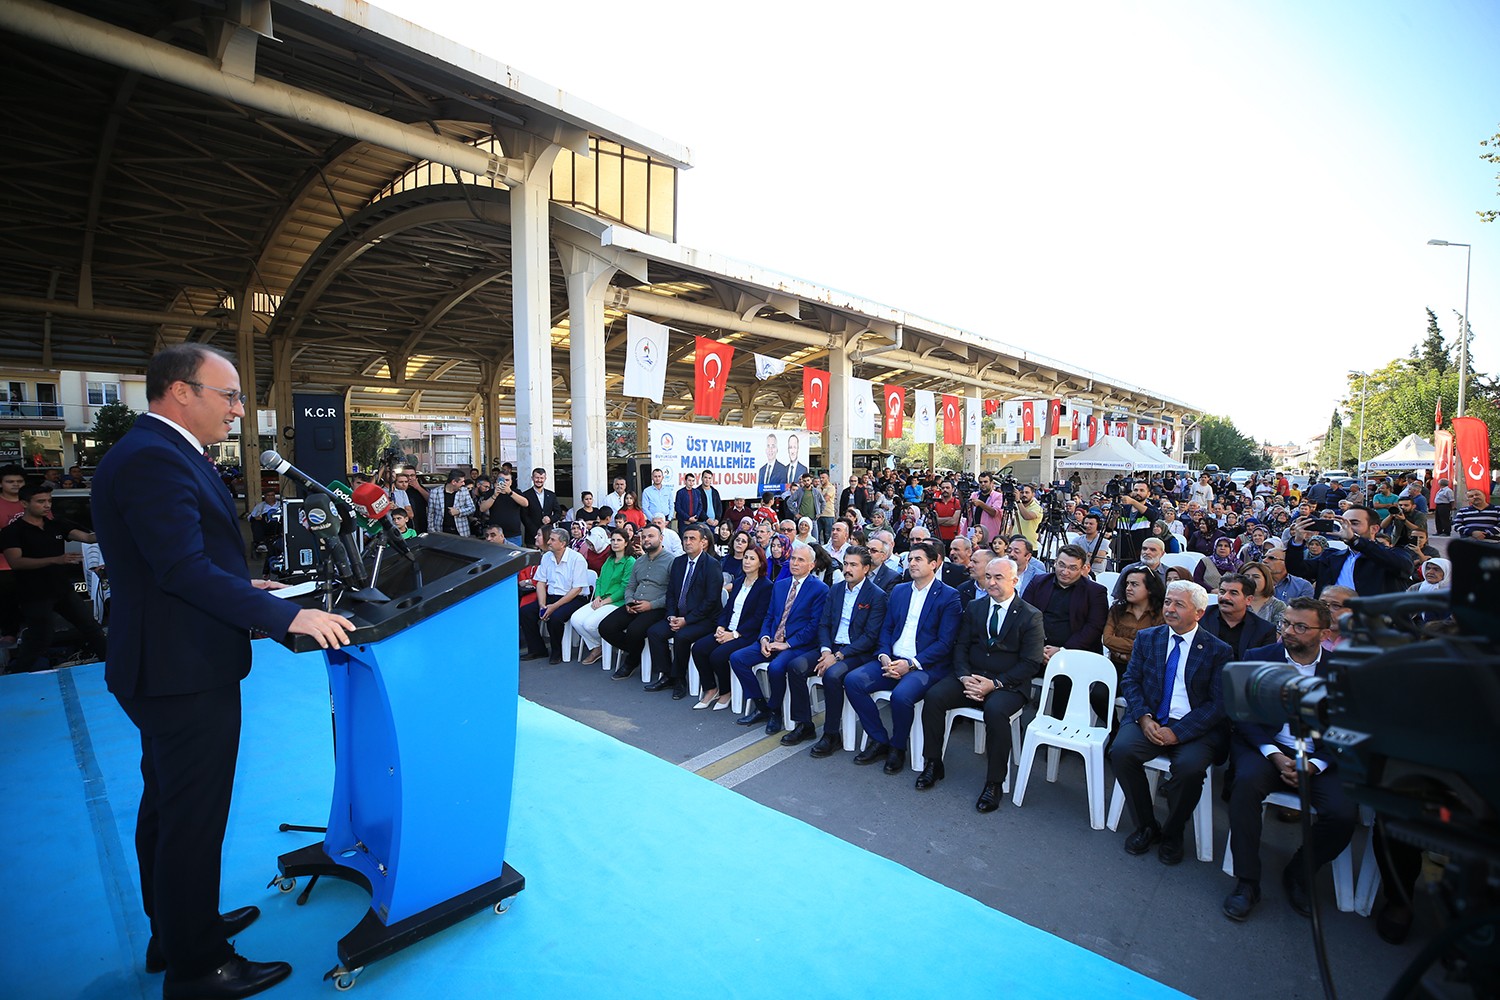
xmin=520 ymin=527 xmax=591 ymax=664
xmin=1223 ymin=598 xmax=1356 ymax=922
xmin=1110 ymin=580 xmax=1234 ymax=867
xmin=640 ymin=468 xmax=675 ymax=524
xmin=604 ymin=476 xmax=629 ymax=517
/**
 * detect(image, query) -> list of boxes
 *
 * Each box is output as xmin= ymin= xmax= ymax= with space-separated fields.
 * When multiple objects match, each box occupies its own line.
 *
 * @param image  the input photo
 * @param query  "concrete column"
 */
xmin=269 ymin=335 xmax=294 ymax=463
xmin=824 ymin=346 xmax=853 ymax=482
xmin=557 ymin=244 xmax=616 ymax=502
xmin=233 ymin=288 xmax=259 ymax=514
xmin=1039 ymin=424 xmax=1057 ymax=485
xmin=508 ymin=147 xmax=563 ymax=483
xmin=479 ymin=362 xmax=501 ymax=470
xmin=469 ymin=410 xmax=482 ymax=468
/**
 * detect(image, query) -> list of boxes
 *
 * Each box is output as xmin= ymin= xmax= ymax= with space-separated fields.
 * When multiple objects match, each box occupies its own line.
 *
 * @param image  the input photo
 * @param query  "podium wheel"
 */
xmin=275 ymin=877 xmax=296 ymax=893
xmin=493 ymin=897 xmax=513 ymax=915
xmin=332 ymin=966 xmax=364 ymax=991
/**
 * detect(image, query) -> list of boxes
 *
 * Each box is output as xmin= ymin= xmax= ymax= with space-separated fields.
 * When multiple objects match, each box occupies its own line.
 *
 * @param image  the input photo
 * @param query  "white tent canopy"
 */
xmin=1132 ymin=438 xmax=1189 ymax=470
xmin=1058 ymin=436 xmax=1171 ymax=471
xmin=1366 ymin=434 xmax=1436 ymax=471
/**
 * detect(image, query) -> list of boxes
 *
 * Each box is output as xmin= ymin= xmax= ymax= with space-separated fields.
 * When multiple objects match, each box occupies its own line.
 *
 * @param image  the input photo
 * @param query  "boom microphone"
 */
xmin=303 ymin=493 xmax=357 ymax=583
xmin=260 ymin=450 xmax=356 ymax=522
xmin=352 ymin=482 xmax=414 ymax=558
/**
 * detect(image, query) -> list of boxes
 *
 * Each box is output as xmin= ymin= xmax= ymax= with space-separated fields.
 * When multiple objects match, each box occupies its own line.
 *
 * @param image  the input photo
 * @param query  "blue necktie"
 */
xmin=1157 ymin=634 xmax=1184 ymax=721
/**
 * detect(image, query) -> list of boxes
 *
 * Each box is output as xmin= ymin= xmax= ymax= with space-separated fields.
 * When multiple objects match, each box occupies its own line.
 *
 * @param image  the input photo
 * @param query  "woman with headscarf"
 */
xmin=1193 ymin=535 xmax=1240 ymax=591
xmin=766 ymin=532 xmax=793 ymax=583
xmin=578 ymin=525 xmax=610 ymax=573
xmin=1149 ymin=519 xmax=1182 ymax=554
xmin=1186 ymin=516 xmax=1219 ymax=557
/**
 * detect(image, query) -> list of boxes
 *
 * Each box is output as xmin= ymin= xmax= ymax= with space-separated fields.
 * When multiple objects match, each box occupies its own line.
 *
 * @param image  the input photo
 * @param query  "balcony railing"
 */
xmin=0 ymin=402 xmax=65 ymax=420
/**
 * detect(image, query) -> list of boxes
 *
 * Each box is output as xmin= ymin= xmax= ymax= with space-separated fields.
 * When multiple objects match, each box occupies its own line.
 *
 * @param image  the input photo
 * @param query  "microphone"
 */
xmin=352 ymin=482 xmax=414 ymax=558
xmin=303 ymin=493 xmax=357 ymax=583
xmin=260 ymin=450 xmax=356 ymax=522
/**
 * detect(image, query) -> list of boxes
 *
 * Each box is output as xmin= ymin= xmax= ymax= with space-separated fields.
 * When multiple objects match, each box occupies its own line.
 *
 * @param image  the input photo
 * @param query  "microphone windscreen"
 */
xmin=352 ymin=482 xmax=393 ymax=518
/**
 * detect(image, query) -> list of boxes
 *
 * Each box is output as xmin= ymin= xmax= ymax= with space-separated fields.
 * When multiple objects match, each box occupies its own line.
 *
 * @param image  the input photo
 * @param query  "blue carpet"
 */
xmin=1 ymin=644 xmax=1184 ymax=999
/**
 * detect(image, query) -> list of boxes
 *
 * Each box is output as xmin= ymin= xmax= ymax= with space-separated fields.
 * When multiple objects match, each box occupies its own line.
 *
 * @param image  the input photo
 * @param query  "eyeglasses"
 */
xmin=1277 ymin=621 xmax=1322 ymax=634
xmin=186 ymin=381 xmax=248 ymax=406
xmin=1262 ymin=555 xmax=1283 ymax=562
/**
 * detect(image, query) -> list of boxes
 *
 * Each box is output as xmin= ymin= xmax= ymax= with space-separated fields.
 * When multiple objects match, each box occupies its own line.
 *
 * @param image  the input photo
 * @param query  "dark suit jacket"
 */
xmin=92 ymin=415 xmax=300 ymax=698
xmin=1233 ymin=642 xmax=1338 ymax=769
xmin=758 ymin=461 xmax=789 ymax=494
xmin=875 ymin=578 xmax=964 ymax=676
xmin=871 ymin=563 xmax=902 ymax=593
xmin=755 ymin=573 xmax=829 ymax=649
xmin=697 ymin=486 xmax=725 ymax=524
xmin=674 ymin=486 xmax=704 ymax=524
xmin=940 ymin=561 xmax=971 ymax=590
xmin=952 ymin=596 xmax=1046 ymax=690
xmin=1285 ymin=536 xmax=1414 ymax=597
xmin=817 ymin=578 xmax=888 ymax=659
xmin=665 ymin=553 xmax=723 ymax=626
xmin=719 ymin=575 xmax=773 ymax=634
xmin=1120 ymin=624 xmax=1233 ymax=744
xmin=1199 ymin=605 xmax=1276 ymax=659
xmin=520 ymin=486 xmax=562 ymax=538
xmin=1022 ymin=574 xmax=1109 ymax=651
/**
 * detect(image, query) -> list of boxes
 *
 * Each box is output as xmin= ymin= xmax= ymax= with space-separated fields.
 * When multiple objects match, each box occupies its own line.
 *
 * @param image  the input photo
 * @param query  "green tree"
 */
xmin=87 ymin=402 xmax=138 ymax=462
xmin=349 ymin=419 xmax=393 ymax=470
xmin=1411 ymin=308 xmax=1450 ymax=376
xmin=606 ymin=421 xmax=636 ymax=459
xmin=1196 ymin=415 xmax=1268 ymax=470
xmin=1481 ymin=123 xmax=1500 ymax=223
xmin=553 ymin=432 xmax=572 ymax=464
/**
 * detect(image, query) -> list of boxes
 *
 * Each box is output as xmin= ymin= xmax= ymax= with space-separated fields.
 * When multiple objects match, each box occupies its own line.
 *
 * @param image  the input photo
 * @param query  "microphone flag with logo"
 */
xmin=624 ymin=314 xmax=669 ymax=404
xmin=882 ymin=384 xmax=906 ymax=440
xmin=802 ymin=366 xmax=828 ymax=432
xmin=694 ymin=336 xmax=734 ymax=418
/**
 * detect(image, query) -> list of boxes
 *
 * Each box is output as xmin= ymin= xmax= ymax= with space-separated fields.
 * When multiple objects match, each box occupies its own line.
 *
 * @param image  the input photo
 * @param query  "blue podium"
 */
xmin=273 ymin=533 xmax=535 ymax=988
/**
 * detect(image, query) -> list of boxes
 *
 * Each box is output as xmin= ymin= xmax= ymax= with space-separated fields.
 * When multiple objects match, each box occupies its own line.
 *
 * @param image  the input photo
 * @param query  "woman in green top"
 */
xmin=572 ymin=526 xmax=636 ymax=664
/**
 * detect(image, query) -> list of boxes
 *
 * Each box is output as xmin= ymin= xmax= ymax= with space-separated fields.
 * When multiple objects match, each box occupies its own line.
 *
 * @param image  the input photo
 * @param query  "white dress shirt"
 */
xmin=892 ymin=578 xmax=934 ymax=667
xmin=1261 ymin=650 xmax=1328 ymax=773
xmin=536 ymin=547 xmax=590 ymax=600
xmin=829 ymin=578 xmax=864 ymax=648
xmin=146 ymin=412 xmax=204 ymax=452
xmin=1164 ymin=625 xmax=1197 ymax=721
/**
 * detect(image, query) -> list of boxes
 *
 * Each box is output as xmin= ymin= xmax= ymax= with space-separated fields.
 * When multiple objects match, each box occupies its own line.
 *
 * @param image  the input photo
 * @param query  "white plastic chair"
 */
xmin=1011 ymin=650 xmax=1118 ymax=829
xmin=1352 ymin=805 xmax=1381 ymax=917
xmin=1094 ymin=570 xmax=1119 ymax=594
xmin=852 ymin=692 xmax=925 ymax=772
xmin=1160 ymin=552 xmax=1204 ymax=574
xmin=1106 ymin=756 xmax=1216 ymax=862
xmin=559 ymin=570 xmax=599 ymax=662
xmin=940 ymin=706 xmax=1024 ymax=793
xmin=1222 ymin=790 xmax=1356 ymax=912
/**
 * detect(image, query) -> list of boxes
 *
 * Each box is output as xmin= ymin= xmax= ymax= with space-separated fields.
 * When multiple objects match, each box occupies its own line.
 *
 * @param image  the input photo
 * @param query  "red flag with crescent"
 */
xmin=1021 ymin=401 xmax=1036 ymax=442
xmin=694 ymin=337 xmax=734 ymax=418
xmin=883 ymin=384 xmax=906 ymax=439
xmin=941 ymin=394 xmax=963 ymax=445
xmin=984 ymin=398 xmax=999 ymax=417
xmin=1087 ymin=414 xmax=1099 ymax=446
xmin=1431 ymin=430 xmax=1453 ymax=505
xmin=1047 ymin=399 xmax=1061 ymax=437
xmin=802 ymin=366 xmax=828 ymax=432
xmin=1452 ymin=416 xmax=1491 ymax=494
xmin=1071 ymin=409 xmax=1081 ymax=442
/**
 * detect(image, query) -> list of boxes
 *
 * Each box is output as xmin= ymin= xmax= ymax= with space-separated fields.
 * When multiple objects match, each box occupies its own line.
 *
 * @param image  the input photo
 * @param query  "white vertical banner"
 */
xmin=623 ymin=314 xmax=668 ymax=404
xmin=848 ymin=376 xmax=878 ymax=438
xmin=1003 ymin=400 xmax=1021 ymax=444
xmin=913 ymin=389 xmax=936 ymax=444
xmin=753 ymin=353 xmax=787 ymax=380
xmin=966 ymin=396 xmax=982 ymax=447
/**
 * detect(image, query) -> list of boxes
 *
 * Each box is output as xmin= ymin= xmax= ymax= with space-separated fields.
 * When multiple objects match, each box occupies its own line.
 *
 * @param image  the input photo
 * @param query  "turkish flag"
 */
xmin=1047 ymin=399 xmax=1062 ymax=437
xmin=1087 ymin=415 xmax=1099 ymax=446
xmin=984 ymin=398 xmax=999 ymax=417
xmin=1070 ymin=409 xmax=1081 ymax=442
xmin=1452 ymin=416 xmax=1492 ymax=494
xmin=802 ymin=366 xmax=828 ymax=432
xmin=1022 ymin=401 xmax=1036 ymax=442
xmin=883 ymin=384 xmax=906 ymax=439
xmin=1431 ymin=430 xmax=1454 ymax=505
xmin=941 ymin=394 xmax=963 ymax=445
xmin=1138 ymin=426 xmax=1148 ymax=442
xmin=694 ymin=337 xmax=734 ymax=418
xmin=1150 ymin=426 xmax=1160 ymax=446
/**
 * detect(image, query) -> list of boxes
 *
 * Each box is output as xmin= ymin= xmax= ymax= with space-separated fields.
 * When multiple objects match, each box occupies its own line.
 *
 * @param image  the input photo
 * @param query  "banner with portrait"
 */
xmin=649 ymin=419 xmax=811 ymax=500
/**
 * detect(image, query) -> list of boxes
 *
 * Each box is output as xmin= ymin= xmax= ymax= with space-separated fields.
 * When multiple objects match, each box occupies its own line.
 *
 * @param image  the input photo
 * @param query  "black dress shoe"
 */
xmin=643 ymin=676 xmax=673 ymax=692
xmin=780 ymin=722 xmax=817 ymax=746
xmin=975 ymin=781 xmax=1003 ymax=813
xmin=671 ymin=683 xmax=689 ymax=700
xmin=547 ymin=652 xmax=563 ymax=665
xmin=1223 ymin=878 xmax=1261 ymax=921
xmin=736 ymin=702 xmax=770 ymax=727
xmin=1157 ymin=835 xmax=1185 ymax=866
xmin=611 ymin=656 xmax=637 ymax=680
xmin=914 ymin=759 xmax=945 ymax=790
xmin=853 ymin=741 xmax=890 ymax=765
xmin=1124 ymin=823 xmax=1161 ymax=856
xmin=764 ymin=712 xmax=784 ymax=735
xmin=809 ymin=733 xmax=840 ymax=757
xmin=882 ymin=748 xmax=907 ymax=774
xmin=520 ymin=650 xmax=546 ymax=662
xmin=147 ymin=907 xmax=262 ymax=974
xmin=1282 ymin=859 xmax=1312 ymax=918
xmin=162 ymin=952 xmax=291 ymax=999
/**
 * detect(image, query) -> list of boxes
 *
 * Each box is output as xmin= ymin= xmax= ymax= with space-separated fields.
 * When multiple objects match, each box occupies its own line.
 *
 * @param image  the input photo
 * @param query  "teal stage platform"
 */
xmin=1 ymin=642 xmax=1184 ymax=999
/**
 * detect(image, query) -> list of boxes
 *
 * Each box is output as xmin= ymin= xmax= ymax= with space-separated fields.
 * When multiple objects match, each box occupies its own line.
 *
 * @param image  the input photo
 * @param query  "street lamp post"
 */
xmin=1348 ymin=369 xmax=1368 ymax=475
xmin=1426 ymin=239 xmax=1472 ymax=417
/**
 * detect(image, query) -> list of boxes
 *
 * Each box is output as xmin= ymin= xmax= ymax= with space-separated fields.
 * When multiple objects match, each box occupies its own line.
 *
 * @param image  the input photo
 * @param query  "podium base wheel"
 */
xmin=330 ymin=965 xmax=363 ymax=991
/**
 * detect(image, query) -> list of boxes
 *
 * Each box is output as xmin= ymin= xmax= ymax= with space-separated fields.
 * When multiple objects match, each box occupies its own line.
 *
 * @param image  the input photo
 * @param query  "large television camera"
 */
xmin=1223 ymin=538 xmax=1500 ymax=999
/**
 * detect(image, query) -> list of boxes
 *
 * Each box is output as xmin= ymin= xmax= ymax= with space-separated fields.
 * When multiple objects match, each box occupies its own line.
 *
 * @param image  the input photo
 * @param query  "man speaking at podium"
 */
xmin=93 ymin=344 xmax=355 ymax=999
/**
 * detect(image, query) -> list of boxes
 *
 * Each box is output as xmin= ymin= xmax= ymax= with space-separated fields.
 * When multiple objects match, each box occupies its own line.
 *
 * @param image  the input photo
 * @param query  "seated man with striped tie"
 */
xmin=730 ymin=542 xmax=829 ymax=734
xmin=1109 ymin=579 xmax=1234 ymax=866
xmin=915 ymin=557 xmax=1045 ymax=812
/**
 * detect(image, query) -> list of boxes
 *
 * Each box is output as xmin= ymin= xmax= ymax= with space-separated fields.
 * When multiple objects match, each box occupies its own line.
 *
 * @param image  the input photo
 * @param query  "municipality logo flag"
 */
xmin=913 ymin=389 xmax=936 ymax=444
xmin=848 ymin=377 xmax=878 ymax=439
xmin=624 ymin=314 xmax=669 ymax=404
xmin=966 ymin=397 xmax=981 ymax=447
xmin=754 ymin=354 xmax=788 ymax=380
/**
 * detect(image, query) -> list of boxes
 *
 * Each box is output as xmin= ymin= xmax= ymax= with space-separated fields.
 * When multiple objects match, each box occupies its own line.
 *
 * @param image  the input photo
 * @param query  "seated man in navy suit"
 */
xmin=788 ymin=545 xmax=889 ymax=754
xmin=1199 ymin=573 xmax=1276 ymax=659
xmin=845 ymin=540 xmax=964 ymax=775
xmin=1110 ymin=579 xmax=1234 ymax=866
xmin=1021 ymin=544 xmax=1109 ymax=719
xmin=917 ymin=557 xmax=1046 ymax=812
xmin=644 ymin=524 xmax=722 ymax=700
xmin=1223 ymin=597 xmax=1357 ymax=922
xmin=731 ymin=541 xmax=828 ymax=733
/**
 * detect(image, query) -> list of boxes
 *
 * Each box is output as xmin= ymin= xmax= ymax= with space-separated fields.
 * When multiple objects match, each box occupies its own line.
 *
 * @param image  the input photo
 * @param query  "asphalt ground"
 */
xmin=518 ymin=652 xmax=1427 ymax=1000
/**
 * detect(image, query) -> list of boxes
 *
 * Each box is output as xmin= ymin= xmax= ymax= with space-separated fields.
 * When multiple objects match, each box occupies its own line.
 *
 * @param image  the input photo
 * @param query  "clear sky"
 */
xmin=377 ymin=0 xmax=1498 ymax=446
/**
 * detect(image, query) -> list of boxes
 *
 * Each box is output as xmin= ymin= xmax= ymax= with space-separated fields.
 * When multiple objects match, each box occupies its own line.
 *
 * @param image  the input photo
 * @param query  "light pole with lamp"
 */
xmin=1426 ymin=239 xmax=1471 ymax=417
xmin=1348 ymin=369 xmax=1368 ymax=476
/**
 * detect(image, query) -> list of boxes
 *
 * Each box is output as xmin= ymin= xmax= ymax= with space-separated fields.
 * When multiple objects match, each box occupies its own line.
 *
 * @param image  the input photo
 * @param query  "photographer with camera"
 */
xmin=1222 ymin=598 xmax=1357 ymax=922
xmin=1286 ymin=505 xmax=1413 ymax=597
xmin=1013 ymin=484 xmax=1043 ymax=548
xmin=1115 ymin=480 xmax=1161 ymax=566
xmin=969 ymin=472 xmax=1007 ymax=543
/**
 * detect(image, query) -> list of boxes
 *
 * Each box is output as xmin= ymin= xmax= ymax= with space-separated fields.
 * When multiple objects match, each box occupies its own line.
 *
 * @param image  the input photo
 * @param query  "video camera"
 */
xmin=1223 ymin=538 xmax=1500 ymax=997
